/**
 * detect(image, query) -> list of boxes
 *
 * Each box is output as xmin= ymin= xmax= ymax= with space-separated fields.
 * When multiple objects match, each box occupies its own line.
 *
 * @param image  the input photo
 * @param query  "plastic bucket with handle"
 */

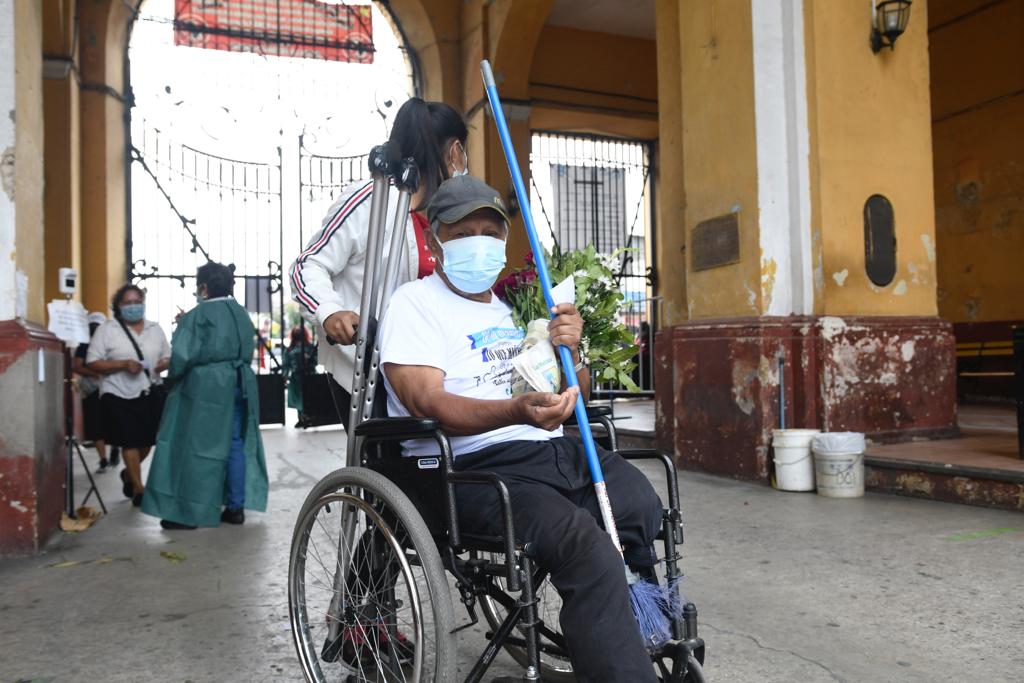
xmin=771 ymin=429 xmax=820 ymax=492
xmin=812 ymin=432 xmax=866 ymax=498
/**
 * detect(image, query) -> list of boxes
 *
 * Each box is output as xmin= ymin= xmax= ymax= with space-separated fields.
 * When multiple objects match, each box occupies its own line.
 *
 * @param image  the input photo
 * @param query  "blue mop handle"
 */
xmin=481 ymin=60 xmax=623 ymax=553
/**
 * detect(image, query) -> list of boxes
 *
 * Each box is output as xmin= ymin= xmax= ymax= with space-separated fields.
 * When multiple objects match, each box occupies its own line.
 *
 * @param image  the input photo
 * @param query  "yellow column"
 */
xmin=654 ymin=0 xmax=686 ymax=325
xmin=77 ymin=0 xmax=132 ymax=314
xmin=43 ymin=0 xmax=81 ymax=306
xmin=678 ymin=0 xmax=762 ymax=318
xmin=804 ymin=0 xmax=937 ymax=316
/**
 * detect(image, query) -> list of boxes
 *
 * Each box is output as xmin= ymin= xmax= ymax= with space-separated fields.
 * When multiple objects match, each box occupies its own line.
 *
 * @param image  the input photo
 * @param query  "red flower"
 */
xmin=524 ymin=250 xmax=535 ymax=266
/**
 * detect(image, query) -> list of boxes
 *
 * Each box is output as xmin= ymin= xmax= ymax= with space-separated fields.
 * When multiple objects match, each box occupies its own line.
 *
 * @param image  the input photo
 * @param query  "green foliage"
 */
xmin=496 ymin=244 xmax=641 ymax=392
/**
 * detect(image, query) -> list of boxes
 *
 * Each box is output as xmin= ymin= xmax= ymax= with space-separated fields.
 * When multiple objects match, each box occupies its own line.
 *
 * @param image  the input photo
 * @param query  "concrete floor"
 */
xmin=2 ymin=425 xmax=1023 ymax=682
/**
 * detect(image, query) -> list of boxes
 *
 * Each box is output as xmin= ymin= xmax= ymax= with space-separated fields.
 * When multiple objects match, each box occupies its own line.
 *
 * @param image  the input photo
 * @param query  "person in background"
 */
xmin=283 ymin=325 xmax=317 ymax=428
xmin=142 ymin=261 xmax=269 ymax=530
xmin=74 ymin=312 xmax=121 ymax=472
xmin=290 ymin=97 xmax=466 ymax=428
xmin=86 ymin=286 xmax=170 ymax=506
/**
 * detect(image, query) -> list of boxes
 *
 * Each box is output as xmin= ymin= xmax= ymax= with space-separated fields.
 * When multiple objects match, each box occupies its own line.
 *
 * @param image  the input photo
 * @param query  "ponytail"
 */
xmin=389 ymin=98 xmax=468 ymax=209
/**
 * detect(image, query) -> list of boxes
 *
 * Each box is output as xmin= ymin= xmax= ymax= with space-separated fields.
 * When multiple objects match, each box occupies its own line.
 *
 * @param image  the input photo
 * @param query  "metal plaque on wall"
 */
xmin=691 ymin=212 xmax=740 ymax=271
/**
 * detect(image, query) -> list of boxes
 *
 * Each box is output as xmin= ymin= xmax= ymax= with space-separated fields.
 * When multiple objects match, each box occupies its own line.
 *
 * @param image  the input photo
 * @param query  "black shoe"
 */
xmin=221 ymin=508 xmax=245 ymax=525
xmin=132 ymin=492 xmax=143 ymax=507
xmin=109 ymin=448 xmax=121 ymax=467
xmin=120 ymin=470 xmax=133 ymax=499
xmin=160 ymin=519 xmax=197 ymax=530
xmin=95 ymin=458 xmax=109 ymax=474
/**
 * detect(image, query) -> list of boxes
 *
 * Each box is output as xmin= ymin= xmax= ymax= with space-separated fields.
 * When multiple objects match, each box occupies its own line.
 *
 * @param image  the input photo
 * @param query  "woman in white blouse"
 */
xmin=87 ymin=284 xmax=170 ymax=506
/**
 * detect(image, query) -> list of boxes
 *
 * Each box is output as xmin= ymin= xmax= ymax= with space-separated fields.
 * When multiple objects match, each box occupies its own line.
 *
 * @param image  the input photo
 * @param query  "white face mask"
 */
xmin=449 ymin=141 xmax=469 ymax=178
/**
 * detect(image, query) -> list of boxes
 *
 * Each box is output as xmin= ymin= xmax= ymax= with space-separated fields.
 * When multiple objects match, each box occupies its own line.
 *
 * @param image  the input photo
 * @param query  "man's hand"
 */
xmin=323 ymin=310 xmax=360 ymax=345
xmin=548 ymin=303 xmax=584 ymax=356
xmin=515 ymin=387 xmax=579 ymax=431
xmin=122 ymin=360 xmax=144 ymax=375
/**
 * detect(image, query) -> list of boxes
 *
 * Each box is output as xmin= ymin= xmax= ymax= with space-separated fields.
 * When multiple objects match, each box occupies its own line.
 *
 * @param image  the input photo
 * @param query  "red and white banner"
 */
xmin=173 ymin=0 xmax=374 ymax=63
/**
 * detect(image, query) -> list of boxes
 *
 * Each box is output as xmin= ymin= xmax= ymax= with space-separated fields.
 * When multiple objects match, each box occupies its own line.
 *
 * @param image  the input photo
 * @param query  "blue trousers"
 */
xmin=225 ymin=388 xmax=246 ymax=510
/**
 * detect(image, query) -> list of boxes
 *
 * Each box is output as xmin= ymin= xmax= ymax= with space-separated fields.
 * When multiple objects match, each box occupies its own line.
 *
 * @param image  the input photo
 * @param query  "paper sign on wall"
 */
xmin=47 ymin=299 xmax=90 ymax=346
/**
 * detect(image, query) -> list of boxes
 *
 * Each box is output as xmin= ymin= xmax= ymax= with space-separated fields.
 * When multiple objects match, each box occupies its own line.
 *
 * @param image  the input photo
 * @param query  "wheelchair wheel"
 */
xmin=478 ymin=553 xmax=575 ymax=682
xmin=289 ymin=467 xmax=457 ymax=682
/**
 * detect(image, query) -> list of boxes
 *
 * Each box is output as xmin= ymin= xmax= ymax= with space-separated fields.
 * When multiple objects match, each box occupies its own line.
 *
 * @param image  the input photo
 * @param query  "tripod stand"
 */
xmin=64 ymin=346 xmax=107 ymax=518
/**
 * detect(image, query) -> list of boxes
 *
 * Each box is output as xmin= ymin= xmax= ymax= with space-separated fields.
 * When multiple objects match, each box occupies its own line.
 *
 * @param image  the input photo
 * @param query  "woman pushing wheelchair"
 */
xmin=289 ymin=97 xmax=469 ymax=427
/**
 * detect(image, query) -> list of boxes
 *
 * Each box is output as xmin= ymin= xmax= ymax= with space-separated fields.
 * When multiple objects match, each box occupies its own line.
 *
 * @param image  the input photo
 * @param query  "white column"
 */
xmin=0 ymin=0 xmax=18 ymax=321
xmin=751 ymin=0 xmax=813 ymax=316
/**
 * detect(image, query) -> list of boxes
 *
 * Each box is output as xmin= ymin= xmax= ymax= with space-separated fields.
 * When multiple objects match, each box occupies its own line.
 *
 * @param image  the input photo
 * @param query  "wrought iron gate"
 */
xmin=529 ymin=132 xmax=659 ymax=396
xmin=129 ymin=119 xmax=285 ymax=373
xmin=297 ymin=135 xmax=369 ymax=248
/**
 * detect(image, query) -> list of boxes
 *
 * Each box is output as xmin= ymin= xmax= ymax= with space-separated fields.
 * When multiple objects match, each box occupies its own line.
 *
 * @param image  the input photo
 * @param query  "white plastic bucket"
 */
xmin=771 ymin=429 xmax=820 ymax=492
xmin=812 ymin=432 xmax=866 ymax=498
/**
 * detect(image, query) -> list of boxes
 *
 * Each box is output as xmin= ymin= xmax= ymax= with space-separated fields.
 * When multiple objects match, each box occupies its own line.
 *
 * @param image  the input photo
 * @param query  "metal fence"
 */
xmin=129 ymin=119 xmax=285 ymax=372
xmin=529 ymin=132 xmax=657 ymax=396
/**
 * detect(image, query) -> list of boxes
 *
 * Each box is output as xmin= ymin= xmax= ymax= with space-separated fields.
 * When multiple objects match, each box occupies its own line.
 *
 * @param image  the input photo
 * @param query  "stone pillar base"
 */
xmin=0 ymin=320 xmax=66 ymax=556
xmin=657 ymin=316 xmax=957 ymax=480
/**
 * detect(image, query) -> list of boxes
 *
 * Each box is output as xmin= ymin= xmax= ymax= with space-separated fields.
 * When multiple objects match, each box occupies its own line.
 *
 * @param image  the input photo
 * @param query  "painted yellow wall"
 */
xmin=43 ymin=0 xmax=81 ymax=307
xmin=14 ymin=0 xmax=46 ymax=324
xmin=77 ymin=0 xmax=132 ymax=315
xmin=679 ymin=0 xmax=761 ymax=319
xmin=803 ymin=0 xmax=937 ymax=317
xmin=930 ymin=0 xmax=1024 ymax=323
xmin=654 ymin=0 xmax=686 ymax=325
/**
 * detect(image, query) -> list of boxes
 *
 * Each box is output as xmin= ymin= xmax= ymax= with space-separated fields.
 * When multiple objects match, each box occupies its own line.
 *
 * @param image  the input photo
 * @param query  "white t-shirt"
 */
xmin=86 ymin=319 xmax=171 ymax=400
xmin=380 ymin=273 xmax=560 ymax=457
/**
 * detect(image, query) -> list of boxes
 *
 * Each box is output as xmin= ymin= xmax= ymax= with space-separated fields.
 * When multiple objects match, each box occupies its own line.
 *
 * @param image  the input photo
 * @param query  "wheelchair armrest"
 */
xmin=446 ymin=470 xmax=521 ymax=592
xmin=355 ymin=416 xmax=441 ymax=441
xmin=618 ymin=449 xmax=681 ymax=513
xmin=564 ymin=404 xmax=613 ymax=426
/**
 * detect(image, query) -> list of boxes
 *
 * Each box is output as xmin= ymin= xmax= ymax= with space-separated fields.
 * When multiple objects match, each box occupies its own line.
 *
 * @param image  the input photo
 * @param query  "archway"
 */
xmin=123 ymin=0 xmax=419 ymax=362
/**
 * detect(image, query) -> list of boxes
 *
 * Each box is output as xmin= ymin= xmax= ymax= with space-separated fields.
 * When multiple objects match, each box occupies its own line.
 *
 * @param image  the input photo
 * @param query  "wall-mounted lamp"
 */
xmin=871 ymin=0 xmax=912 ymax=53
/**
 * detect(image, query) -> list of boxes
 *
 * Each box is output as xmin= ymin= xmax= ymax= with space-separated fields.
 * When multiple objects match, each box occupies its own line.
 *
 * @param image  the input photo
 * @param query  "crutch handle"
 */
xmin=367 ymin=143 xmax=400 ymax=177
xmin=395 ymin=157 xmax=420 ymax=194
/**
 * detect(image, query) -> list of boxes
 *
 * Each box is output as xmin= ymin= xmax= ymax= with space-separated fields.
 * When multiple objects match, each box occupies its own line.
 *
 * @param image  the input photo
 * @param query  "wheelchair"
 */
xmin=286 ymin=147 xmax=705 ymax=682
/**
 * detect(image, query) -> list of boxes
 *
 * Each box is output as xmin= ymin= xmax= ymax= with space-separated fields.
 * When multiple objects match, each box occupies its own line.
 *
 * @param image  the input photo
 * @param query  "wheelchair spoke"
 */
xmin=290 ymin=477 xmax=450 ymax=683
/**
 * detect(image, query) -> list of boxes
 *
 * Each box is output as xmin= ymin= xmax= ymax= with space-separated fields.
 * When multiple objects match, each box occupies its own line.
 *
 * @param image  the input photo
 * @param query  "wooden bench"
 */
xmin=955 ymin=326 xmax=1023 ymax=459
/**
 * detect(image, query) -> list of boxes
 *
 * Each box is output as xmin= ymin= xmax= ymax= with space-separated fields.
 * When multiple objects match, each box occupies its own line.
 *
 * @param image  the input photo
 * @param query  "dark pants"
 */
xmin=327 ymin=374 xmax=352 ymax=431
xmin=454 ymin=436 xmax=662 ymax=683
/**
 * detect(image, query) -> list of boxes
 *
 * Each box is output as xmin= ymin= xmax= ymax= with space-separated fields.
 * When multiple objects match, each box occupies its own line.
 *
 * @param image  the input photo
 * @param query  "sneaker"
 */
xmin=109 ymin=448 xmax=121 ymax=467
xmin=95 ymin=458 xmax=109 ymax=474
xmin=221 ymin=507 xmax=245 ymax=525
xmin=160 ymin=519 xmax=197 ymax=530
xmin=339 ymin=623 xmax=414 ymax=667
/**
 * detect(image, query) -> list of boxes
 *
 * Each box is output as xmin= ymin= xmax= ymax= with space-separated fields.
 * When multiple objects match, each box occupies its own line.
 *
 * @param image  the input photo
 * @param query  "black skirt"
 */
xmin=82 ymin=393 xmax=104 ymax=442
xmin=100 ymin=393 xmax=161 ymax=449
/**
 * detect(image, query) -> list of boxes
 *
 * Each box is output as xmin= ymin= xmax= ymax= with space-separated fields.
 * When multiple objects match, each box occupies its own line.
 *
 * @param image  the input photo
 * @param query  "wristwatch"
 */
xmin=573 ymin=359 xmax=587 ymax=373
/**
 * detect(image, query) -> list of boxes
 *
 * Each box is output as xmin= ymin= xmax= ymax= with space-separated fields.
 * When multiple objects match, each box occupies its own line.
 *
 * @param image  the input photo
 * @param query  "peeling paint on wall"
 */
xmin=0 ymin=146 xmax=13 ymax=200
xmin=832 ymin=269 xmax=849 ymax=286
xmin=758 ymin=354 xmax=780 ymax=386
xmin=900 ymin=340 xmax=916 ymax=362
xmin=731 ymin=361 xmax=756 ymax=415
xmin=920 ymin=234 xmax=936 ymax=263
xmin=893 ymin=280 xmax=908 ymax=296
xmin=760 ymin=255 xmax=777 ymax=311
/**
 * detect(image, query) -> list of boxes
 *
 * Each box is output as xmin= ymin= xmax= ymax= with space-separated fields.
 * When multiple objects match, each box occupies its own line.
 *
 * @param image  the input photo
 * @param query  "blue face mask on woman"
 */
xmin=440 ymin=235 xmax=507 ymax=294
xmin=120 ymin=303 xmax=146 ymax=322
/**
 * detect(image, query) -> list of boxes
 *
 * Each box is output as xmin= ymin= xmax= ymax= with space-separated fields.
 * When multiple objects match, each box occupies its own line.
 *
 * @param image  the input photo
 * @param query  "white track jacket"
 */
xmin=290 ymin=179 xmax=418 ymax=390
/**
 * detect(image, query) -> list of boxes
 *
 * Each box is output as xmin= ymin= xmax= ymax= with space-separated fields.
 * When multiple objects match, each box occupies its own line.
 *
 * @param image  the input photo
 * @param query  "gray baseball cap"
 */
xmin=426 ymin=175 xmax=511 ymax=232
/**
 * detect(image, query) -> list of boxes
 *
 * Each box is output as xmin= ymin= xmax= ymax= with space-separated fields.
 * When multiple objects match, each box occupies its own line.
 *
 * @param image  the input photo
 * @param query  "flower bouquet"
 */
xmin=495 ymin=244 xmax=641 ymax=392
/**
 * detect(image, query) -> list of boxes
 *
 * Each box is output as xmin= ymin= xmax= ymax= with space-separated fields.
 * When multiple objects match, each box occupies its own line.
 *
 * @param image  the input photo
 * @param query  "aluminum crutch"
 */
xmin=358 ymin=157 xmax=421 ymax=425
xmin=345 ymin=143 xmax=398 ymax=468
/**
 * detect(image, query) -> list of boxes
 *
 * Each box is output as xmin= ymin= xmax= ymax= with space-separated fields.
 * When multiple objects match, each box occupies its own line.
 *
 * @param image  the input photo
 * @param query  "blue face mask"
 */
xmin=120 ymin=303 xmax=145 ymax=322
xmin=440 ymin=235 xmax=507 ymax=294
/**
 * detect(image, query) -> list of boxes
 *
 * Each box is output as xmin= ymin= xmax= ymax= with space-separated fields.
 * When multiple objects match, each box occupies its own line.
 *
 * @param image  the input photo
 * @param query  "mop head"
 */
xmin=627 ymin=568 xmax=686 ymax=652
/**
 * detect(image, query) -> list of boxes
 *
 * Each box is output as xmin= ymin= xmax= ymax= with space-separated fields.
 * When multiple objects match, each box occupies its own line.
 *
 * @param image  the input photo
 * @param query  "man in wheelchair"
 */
xmin=378 ymin=175 xmax=664 ymax=682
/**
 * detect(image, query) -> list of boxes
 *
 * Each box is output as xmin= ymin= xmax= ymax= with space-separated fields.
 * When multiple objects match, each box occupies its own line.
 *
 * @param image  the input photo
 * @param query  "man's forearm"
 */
xmin=411 ymin=390 xmax=521 ymax=437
